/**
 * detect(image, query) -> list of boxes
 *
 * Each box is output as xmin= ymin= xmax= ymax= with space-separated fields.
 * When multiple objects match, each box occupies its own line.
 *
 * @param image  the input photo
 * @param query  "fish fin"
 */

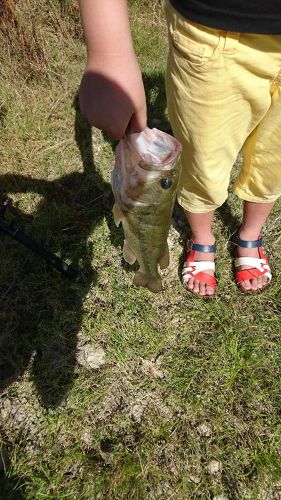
xmin=123 ymin=239 xmax=136 ymax=265
xmin=159 ymin=243 xmax=170 ymax=270
xmin=133 ymin=271 xmax=162 ymax=293
xmin=112 ymin=203 xmax=123 ymax=227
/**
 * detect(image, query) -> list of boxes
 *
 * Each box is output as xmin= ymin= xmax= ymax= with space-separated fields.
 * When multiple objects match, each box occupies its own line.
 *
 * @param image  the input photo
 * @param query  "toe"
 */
xmin=187 ymin=277 xmax=194 ymax=290
xmin=205 ymin=284 xmax=215 ymax=296
xmin=251 ymin=278 xmax=258 ymax=291
xmin=257 ymin=277 xmax=264 ymax=289
xmin=199 ymin=281 xmax=206 ymax=296
xmin=262 ymin=276 xmax=269 ymax=288
xmin=239 ymin=279 xmax=252 ymax=292
xmin=193 ymin=279 xmax=200 ymax=295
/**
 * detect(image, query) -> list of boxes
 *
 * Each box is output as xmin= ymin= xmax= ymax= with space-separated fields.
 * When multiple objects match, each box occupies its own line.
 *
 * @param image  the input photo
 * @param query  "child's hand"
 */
xmin=79 ymin=53 xmax=147 ymax=140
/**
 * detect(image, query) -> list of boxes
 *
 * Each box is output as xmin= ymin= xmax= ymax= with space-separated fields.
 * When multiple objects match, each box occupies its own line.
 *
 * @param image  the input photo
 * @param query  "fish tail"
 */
xmin=147 ymin=277 xmax=163 ymax=293
xmin=133 ymin=271 xmax=162 ymax=293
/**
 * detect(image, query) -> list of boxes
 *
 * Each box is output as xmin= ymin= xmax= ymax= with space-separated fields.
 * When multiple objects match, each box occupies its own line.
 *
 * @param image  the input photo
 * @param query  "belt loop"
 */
xmin=223 ymin=31 xmax=240 ymax=52
xmin=219 ymin=30 xmax=227 ymax=51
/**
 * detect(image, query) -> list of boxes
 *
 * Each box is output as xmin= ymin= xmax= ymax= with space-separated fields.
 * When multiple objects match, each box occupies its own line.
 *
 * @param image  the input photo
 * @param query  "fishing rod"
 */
xmin=0 ymin=198 xmax=77 ymax=278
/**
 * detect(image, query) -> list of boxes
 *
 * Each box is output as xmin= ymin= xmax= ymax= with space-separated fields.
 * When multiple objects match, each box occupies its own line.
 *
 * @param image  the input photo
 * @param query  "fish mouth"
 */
xmin=127 ymin=128 xmax=181 ymax=171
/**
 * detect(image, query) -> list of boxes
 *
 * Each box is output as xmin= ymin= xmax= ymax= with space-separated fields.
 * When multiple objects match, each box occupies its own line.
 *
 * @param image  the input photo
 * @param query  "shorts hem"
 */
xmin=233 ymin=186 xmax=280 ymax=203
xmin=177 ymin=195 xmax=222 ymax=213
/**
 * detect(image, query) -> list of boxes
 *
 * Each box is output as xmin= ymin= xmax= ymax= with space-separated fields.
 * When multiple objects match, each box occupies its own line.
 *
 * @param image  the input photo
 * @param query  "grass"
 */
xmin=0 ymin=0 xmax=280 ymax=498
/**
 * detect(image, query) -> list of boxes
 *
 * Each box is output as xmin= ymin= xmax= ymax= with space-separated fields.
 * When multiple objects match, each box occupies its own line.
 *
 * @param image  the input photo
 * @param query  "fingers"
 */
xmin=129 ymin=108 xmax=147 ymax=135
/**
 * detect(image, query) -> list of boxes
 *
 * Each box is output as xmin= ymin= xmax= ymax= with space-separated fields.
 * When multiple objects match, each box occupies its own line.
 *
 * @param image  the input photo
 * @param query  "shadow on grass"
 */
xmin=143 ymin=71 xmax=171 ymax=133
xmin=0 ymin=72 xmax=242 ymax=411
xmin=0 ymin=474 xmax=26 ymax=500
xmin=0 ymin=70 xmax=171 ymax=410
xmin=217 ymin=200 xmax=240 ymax=258
xmin=0 ymin=98 xmax=118 ymax=410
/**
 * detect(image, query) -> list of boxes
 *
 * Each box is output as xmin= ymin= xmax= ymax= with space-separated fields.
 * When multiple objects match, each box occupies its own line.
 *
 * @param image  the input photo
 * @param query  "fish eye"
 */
xmin=161 ymin=178 xmax=172 ymax=189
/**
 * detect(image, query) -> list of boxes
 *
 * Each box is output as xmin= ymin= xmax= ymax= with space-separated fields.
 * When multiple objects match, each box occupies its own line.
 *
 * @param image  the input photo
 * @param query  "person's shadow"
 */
xmin=0 ymin=71 xmax=171 ymax=412
xmin=0 ymin=96 xmax=117 ymax=409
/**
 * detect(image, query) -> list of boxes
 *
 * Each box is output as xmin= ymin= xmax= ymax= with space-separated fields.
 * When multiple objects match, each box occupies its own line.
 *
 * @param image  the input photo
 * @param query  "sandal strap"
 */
xmin=183 ymin=243 xmax=217 ymax=291
xmin=188 ymin=240 xmax=216 ymax=253
xmin=184 ymin=261 xmax=215 ymax=272
xmin=236 ymin=236 xmax=263 ymax=248
xmin=182 ymin=270 xmax=217 ymax=288
xmin=235 ymin=256 xmax=267 ymax=267
xmin=191 ymin=272 xmax=217 ymax=288
xmin=235 ymin=256 xmax=272 ymax=279
xmin=236 ymin=268 xmax=272 ymax=283
xmin=234 ymin=247 xmax=272 ymax=284
xmin=182 ymin=259 xmax=217 ymax=289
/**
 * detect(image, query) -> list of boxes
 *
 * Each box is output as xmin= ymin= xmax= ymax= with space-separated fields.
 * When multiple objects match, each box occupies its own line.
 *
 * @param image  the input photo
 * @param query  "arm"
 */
xmin=78 ymin=0 xmax=147 ymax=139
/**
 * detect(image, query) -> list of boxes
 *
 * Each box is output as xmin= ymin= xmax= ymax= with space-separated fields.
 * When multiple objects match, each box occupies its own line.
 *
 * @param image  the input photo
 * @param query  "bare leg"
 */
xmin=185 ymin=210 xmax=216 ymax=296
xmin=237 ymin=200 xmax=275 ymax=291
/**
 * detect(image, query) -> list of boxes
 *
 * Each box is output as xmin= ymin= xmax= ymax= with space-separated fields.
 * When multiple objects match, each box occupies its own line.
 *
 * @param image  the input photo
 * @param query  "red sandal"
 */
xmin=234 ymin=236 xmax=272 ymax=291
xmin=182 ymin=241 xmax=217 ymax=296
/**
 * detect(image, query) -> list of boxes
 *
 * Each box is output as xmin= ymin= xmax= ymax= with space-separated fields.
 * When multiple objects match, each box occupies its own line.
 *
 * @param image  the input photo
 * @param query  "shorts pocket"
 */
xmin=170 ymin=21 xmax=223 ymax=71
xmin=165 ymin=1 xmax=239 ymax=72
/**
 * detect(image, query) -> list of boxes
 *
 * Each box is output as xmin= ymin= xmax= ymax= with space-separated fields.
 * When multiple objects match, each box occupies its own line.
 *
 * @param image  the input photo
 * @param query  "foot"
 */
xmin=182 ymin=237 xmax=216 ymax=297
xmin=235 ymin=231 xmax=271 ymax=292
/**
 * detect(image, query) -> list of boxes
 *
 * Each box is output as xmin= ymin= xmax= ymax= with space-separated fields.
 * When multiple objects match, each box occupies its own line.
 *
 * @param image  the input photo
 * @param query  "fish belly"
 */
xmin=117 ymin=203 xmax=172 ymax=293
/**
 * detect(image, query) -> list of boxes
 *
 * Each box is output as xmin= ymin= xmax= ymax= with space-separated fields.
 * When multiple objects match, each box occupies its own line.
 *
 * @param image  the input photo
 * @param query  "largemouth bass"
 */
xmin=111 ymin=127 xmax=181 ymax=293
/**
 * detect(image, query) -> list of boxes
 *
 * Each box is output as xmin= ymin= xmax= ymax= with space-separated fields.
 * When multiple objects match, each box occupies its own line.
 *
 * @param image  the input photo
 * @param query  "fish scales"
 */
xmin=112 ymin=128 xmax=181 ymax=293
xmin=122 ymin=202 xmax=173 ymax=276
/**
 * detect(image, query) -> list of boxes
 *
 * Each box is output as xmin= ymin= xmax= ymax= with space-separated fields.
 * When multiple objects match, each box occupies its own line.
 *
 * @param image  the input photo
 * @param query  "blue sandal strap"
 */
xmin=236 ymin=236 xmax=263 ymax=248
xmin=188 ymin=241 xmax=216 ymax=253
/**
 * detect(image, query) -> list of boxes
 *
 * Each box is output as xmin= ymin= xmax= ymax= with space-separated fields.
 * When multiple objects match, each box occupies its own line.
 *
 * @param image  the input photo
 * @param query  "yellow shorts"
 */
xmin=165 ymin=1 xmax=281 ymax=212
